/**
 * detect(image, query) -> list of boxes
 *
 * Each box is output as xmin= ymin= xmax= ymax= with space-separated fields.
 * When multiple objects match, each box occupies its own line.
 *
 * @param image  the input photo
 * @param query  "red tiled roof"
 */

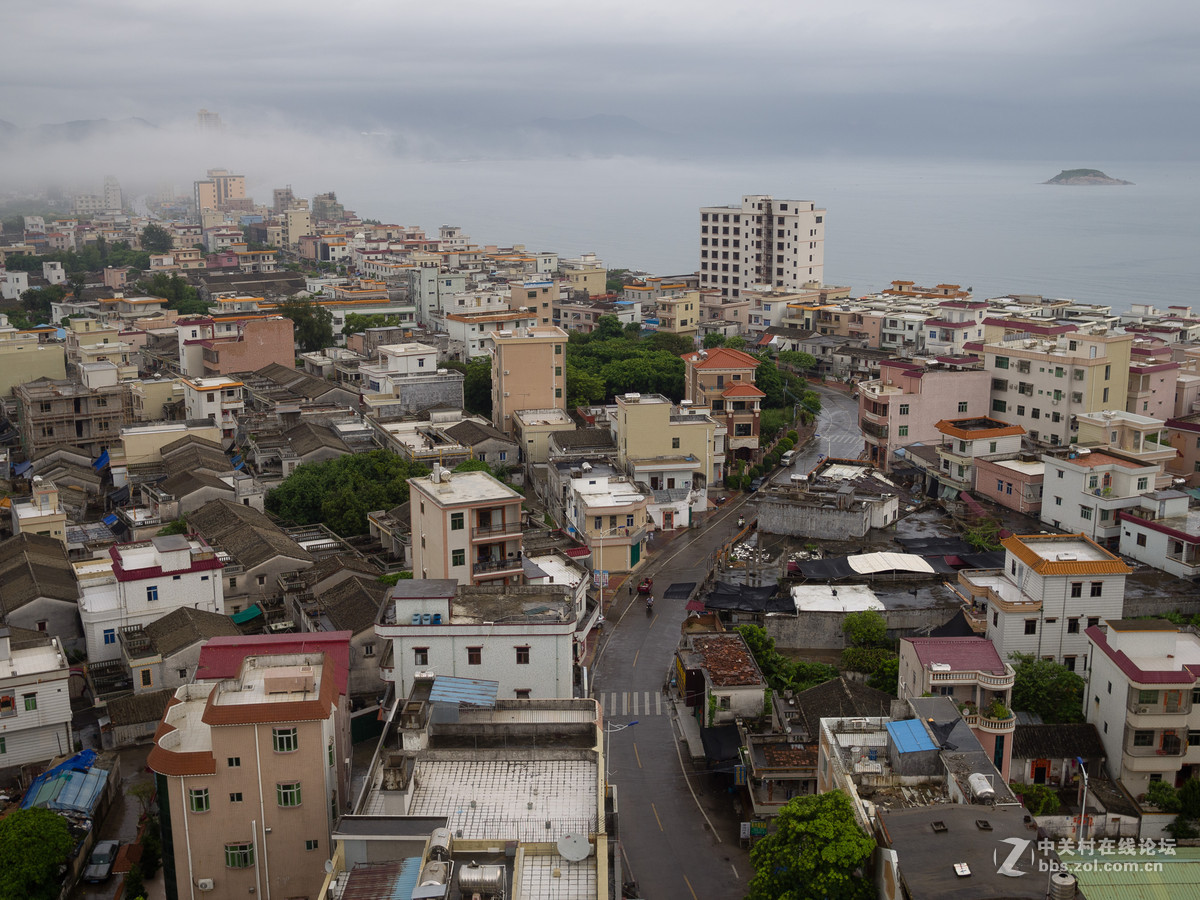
xmin=691 ymin=634 xmax=764 ymax=687
xmin=722 ymin=383 xmax=766 ymax=398
xmin=197 ymin=632 xmax=352 ymax=695
xmin=681 ymin=347 xmax=760 ymax=370
xmin=903 ymin=636 xmax=1006 ymax=675
xmin=1086 ymin=625 xmax=1196 ymax=685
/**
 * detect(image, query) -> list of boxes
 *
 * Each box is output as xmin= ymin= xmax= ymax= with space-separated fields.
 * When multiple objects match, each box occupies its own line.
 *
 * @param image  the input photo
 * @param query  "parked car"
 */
xmin=749 ymin=477 xmax=765 ymax=492
xmin=780 ymin=450 xmax=796 ymax=466
xmin=84 ymin=840 xmax=121 ymax=883
xmin=637 ymin=577 xmax=653 ymax=594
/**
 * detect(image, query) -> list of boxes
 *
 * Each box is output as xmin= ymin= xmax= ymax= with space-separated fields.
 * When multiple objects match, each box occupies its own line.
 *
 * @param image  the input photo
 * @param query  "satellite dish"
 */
xmin=324 ymin=860 xmax=334 ymax=874
xmin=556 ymin=833 xmax=590 ymax=862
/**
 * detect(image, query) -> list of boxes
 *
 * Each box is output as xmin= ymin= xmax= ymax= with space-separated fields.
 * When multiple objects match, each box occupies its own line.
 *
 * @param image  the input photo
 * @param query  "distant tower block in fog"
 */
xmin=103 ymin=176 xmax=122 ymax=214
xmin=197 ymin=108 xmax=222 ymax=131
xmin=699 ymin=194 xmax=825 ymax=301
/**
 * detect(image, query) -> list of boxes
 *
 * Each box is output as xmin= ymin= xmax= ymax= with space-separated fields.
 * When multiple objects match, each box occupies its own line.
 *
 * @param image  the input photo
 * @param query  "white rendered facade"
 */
xmin=959 ymin=533 xmax=1130 ymax=671
xmin=0 ymin=629 xmax=73 ymax=766
xmin=75 ymin=535 xmax=224 ymax=662
xmin=699 ymin=195 xmax=825 ymax=301
xmin=1086 ymin=620 xmax=1200 ymax=795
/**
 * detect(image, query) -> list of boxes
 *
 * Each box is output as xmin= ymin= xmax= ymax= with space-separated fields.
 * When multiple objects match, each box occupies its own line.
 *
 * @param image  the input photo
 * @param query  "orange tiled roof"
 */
xmin=935 ymin=418 xmax=1025 ymax=440
xmin=722 ymin=383 xmax=766 ymax=398
xmin=1001 ymin=533 xmax=1132 ymax=576
xmin=681 ymin=347 xmax=760 ymax=370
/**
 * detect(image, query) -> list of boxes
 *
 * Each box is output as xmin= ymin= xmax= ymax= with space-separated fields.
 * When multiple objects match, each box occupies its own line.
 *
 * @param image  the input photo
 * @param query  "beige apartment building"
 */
xmin=984 ymin=330 xmax=1133 ymax=446
xmin=193 ymin=168 xmax=247 ymax=215
xmin=699 ymin=194 xmax=825 ymax=301
xmin=490 ymin=325 xmax=568 ymax=435
xmin=0 ymin=328 xmax=66 ymax=396
xmin=149 ymin=647 xmax=350 ymax=900
xmin=560 ymin=252 xmax=607 ymax=297
xmin=681 ymin=347 xmax=764 ymax=461
xmin=409 ymin=466 xmax=525 ymax=585
xmin=614 ymin=392 xmax=722 ymax=525
xmin=655 ymin=290 xmax=700 ymax=334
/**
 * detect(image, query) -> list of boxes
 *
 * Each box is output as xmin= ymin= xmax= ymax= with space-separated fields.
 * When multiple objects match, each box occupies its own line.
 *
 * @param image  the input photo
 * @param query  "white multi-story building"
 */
xmin=699 ymin=195 xmax=825 ymax=302
xmin=958 ymin=532 xmax=1130 ymax=672
xmin=921 ymin=299 xmax=989 ymax=356
xmin=0 ymin=628 xmax=73 ymax=766
xmin=75 ymin=535 xmax=224 ymax=662
xmin=180 ymin=375 xmax=245 ymax=441
xmin=1086 ymin=619 xmax=1200 ymax=795
xmin=375 ymin=579 xmax=577 ymax=700
xmin=1041 ymin=448 xmax=1163 ymax=545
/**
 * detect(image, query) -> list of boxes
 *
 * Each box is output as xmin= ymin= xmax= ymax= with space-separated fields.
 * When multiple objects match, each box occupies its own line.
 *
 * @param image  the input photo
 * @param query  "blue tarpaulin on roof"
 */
xmin=234 ymin=460 xmax=245 ymax=470
xmin=887 ymin=719 xmax=939 ymax=754
xmin=21 ymin=749 xmax=109 ymax=815
xmin=93 ymin=449 xmax=110 ymax=470
xmin=13 ymin=461 xmax=32 ymax=476
xmin=230 ymin=604 xmax=262 ymax=624
xmin=102 ymin=513 xmax=119 ymax=526
xmin=231 ymin=454 xmax=242 ymax=465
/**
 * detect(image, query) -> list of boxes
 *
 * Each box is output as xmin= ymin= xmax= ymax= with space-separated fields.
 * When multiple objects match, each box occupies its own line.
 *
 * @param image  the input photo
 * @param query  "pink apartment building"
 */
xmin=858 ymin=358 xmax=992 ymax=470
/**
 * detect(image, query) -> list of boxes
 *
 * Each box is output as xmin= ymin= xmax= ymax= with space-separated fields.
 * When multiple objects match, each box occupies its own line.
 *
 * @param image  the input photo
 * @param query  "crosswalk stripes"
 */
xmin=599 ymin=691 xmax=666 ymax=717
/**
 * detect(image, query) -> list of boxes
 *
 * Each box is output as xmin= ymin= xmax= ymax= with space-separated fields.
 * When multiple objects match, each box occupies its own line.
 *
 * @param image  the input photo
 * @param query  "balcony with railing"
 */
xmin=860 ymin=419 xmax=888 ymax=440
xmin=1124 ymin=728 xmax=1185 ymax=758
xmin=472 ymin=555 xmax=524 ymax=578
xmin=472 ymin=518 xmax=523 ymax=541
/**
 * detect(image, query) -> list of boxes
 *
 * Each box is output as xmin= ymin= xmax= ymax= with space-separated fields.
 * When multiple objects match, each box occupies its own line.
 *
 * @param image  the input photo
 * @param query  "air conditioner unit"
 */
xmin=197 ymin=879 xmax=215 ymax=892
xmin=1136 ymin=706 xmax=1150 ymax=714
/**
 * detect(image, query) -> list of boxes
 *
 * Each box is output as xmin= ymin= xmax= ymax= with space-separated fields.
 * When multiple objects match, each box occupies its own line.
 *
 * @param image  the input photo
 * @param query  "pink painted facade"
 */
xmin=1127 ymin=361 xmax=1178 ymax=420
xmin=858 ymin=359 xmax=992 ymax=470
xmin=973 ymin=455 xmax=1044 ymax=514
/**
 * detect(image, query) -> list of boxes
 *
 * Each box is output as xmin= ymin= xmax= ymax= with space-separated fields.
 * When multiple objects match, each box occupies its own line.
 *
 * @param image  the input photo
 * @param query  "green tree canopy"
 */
xmin=747 ymin=791 xmax=876 ymax=900
xmin=736 ymin=624 xmax=837 ymax=694
xmin=777 ymin=350 xmax=817 ymax=372
xmin=843 ymin=610 xmax=887 ymax=647
xmin=1010 ymin=653 xmax=1086 ymax=723
xmin=265 ymin=450 xmax=428 ymax=536
xmin=566 ymin=363 xmax=606 ymax=409
xmin=275 ymin=297 xmax=334 ymax=352
xmin=136 ymin=272 xmax=210 ymax=314
xmin=343 ymin=312 xmax=403 ymax=335
xmin=702 ymin=332 xmax=726 ymax=349
xmin=0 ymin=808 xmax=77 ymax=900
xmin=141 ymin=223 xmax=174 ymax=253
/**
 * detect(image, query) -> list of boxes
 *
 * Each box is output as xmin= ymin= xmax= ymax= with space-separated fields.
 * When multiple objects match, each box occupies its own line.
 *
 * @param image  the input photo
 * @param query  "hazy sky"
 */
xmin=4 ymin=0 xmax=1198 ymax=163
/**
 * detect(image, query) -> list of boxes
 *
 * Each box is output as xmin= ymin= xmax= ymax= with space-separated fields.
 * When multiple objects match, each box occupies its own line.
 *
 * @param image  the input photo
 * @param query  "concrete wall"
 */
xmin=767 ymin=605 xmax=961 ymax=650
xmin=755 ymin=497 xmax=871 ymax=540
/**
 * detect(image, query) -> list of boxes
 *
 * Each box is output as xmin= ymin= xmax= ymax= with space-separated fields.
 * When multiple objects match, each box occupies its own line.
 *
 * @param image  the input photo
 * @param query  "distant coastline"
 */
xmin=1044 ymin=168 xmax=1133 ymax=185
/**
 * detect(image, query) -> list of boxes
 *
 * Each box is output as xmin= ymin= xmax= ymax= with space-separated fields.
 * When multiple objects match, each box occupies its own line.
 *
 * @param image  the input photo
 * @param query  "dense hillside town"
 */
xmin=2 ymin=171 xmax=1199 ymax=900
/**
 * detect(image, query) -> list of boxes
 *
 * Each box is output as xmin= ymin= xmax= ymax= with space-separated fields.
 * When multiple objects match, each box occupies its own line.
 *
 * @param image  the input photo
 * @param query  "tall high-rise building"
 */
xmin=490 ymin=325 xmax=569 ymax=435
xmin=699 ymin=194 xmax=825 ymax=301
xmin=103 ymin=176 xmax=122 ymax=214
xmin=193 ymin=168 xmax=247 ymax=219
xmin=197 ymin=108 xmax=223 ymax=131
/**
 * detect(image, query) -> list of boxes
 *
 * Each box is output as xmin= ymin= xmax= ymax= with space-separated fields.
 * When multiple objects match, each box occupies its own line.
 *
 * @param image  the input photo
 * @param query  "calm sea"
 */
xmin=338 ymin=156 xmax=1199 ymax=313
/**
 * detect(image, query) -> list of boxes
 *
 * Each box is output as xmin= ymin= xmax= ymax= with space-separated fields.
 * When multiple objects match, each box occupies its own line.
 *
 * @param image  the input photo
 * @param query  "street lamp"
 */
xmin=605 ymin=720 xmax=638 ymax=784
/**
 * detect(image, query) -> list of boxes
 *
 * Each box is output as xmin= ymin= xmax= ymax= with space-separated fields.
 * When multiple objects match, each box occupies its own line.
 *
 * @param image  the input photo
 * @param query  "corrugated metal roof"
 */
xmin=21 ymin=750 xmax=109 ymax=814
xmin=429 ymin=675 xmax=499 ymax=707
xmin=340 ymin=858 xmax=422 ymax=900
xmin=1058 ymin=848 xmax=1200 ymax=900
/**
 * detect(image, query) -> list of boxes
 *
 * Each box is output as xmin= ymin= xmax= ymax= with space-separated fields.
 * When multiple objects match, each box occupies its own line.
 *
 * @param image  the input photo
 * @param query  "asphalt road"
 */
xmin=593 ymin=496 xmax=755 ymax=900
xmin=771 ymin=384 xmax=863 ymax=484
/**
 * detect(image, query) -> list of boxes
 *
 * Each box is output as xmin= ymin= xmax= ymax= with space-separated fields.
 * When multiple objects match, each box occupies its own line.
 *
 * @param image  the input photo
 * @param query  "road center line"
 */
xmin=682 ymin=873 xmax=699 ymax=899
xmin=651 ymin=802 xmax=664 ymax=832
xmin=634 ymin=742 xmax=642 ymax=769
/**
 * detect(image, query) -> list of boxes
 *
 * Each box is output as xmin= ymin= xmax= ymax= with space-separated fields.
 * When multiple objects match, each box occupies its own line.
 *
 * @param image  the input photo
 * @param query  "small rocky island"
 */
xmin=1044 ymin=168 xmax=1133 ymax=185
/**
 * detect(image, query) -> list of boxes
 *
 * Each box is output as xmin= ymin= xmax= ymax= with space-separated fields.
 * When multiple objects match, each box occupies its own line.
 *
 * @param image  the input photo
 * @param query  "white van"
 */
xmin=780 ymin=450 xmax=796 ymax=467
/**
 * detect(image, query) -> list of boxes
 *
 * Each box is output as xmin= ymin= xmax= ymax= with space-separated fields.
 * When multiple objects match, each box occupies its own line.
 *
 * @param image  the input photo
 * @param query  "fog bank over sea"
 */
xmin=326 ymin=155 xmax=1198 ymax=313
